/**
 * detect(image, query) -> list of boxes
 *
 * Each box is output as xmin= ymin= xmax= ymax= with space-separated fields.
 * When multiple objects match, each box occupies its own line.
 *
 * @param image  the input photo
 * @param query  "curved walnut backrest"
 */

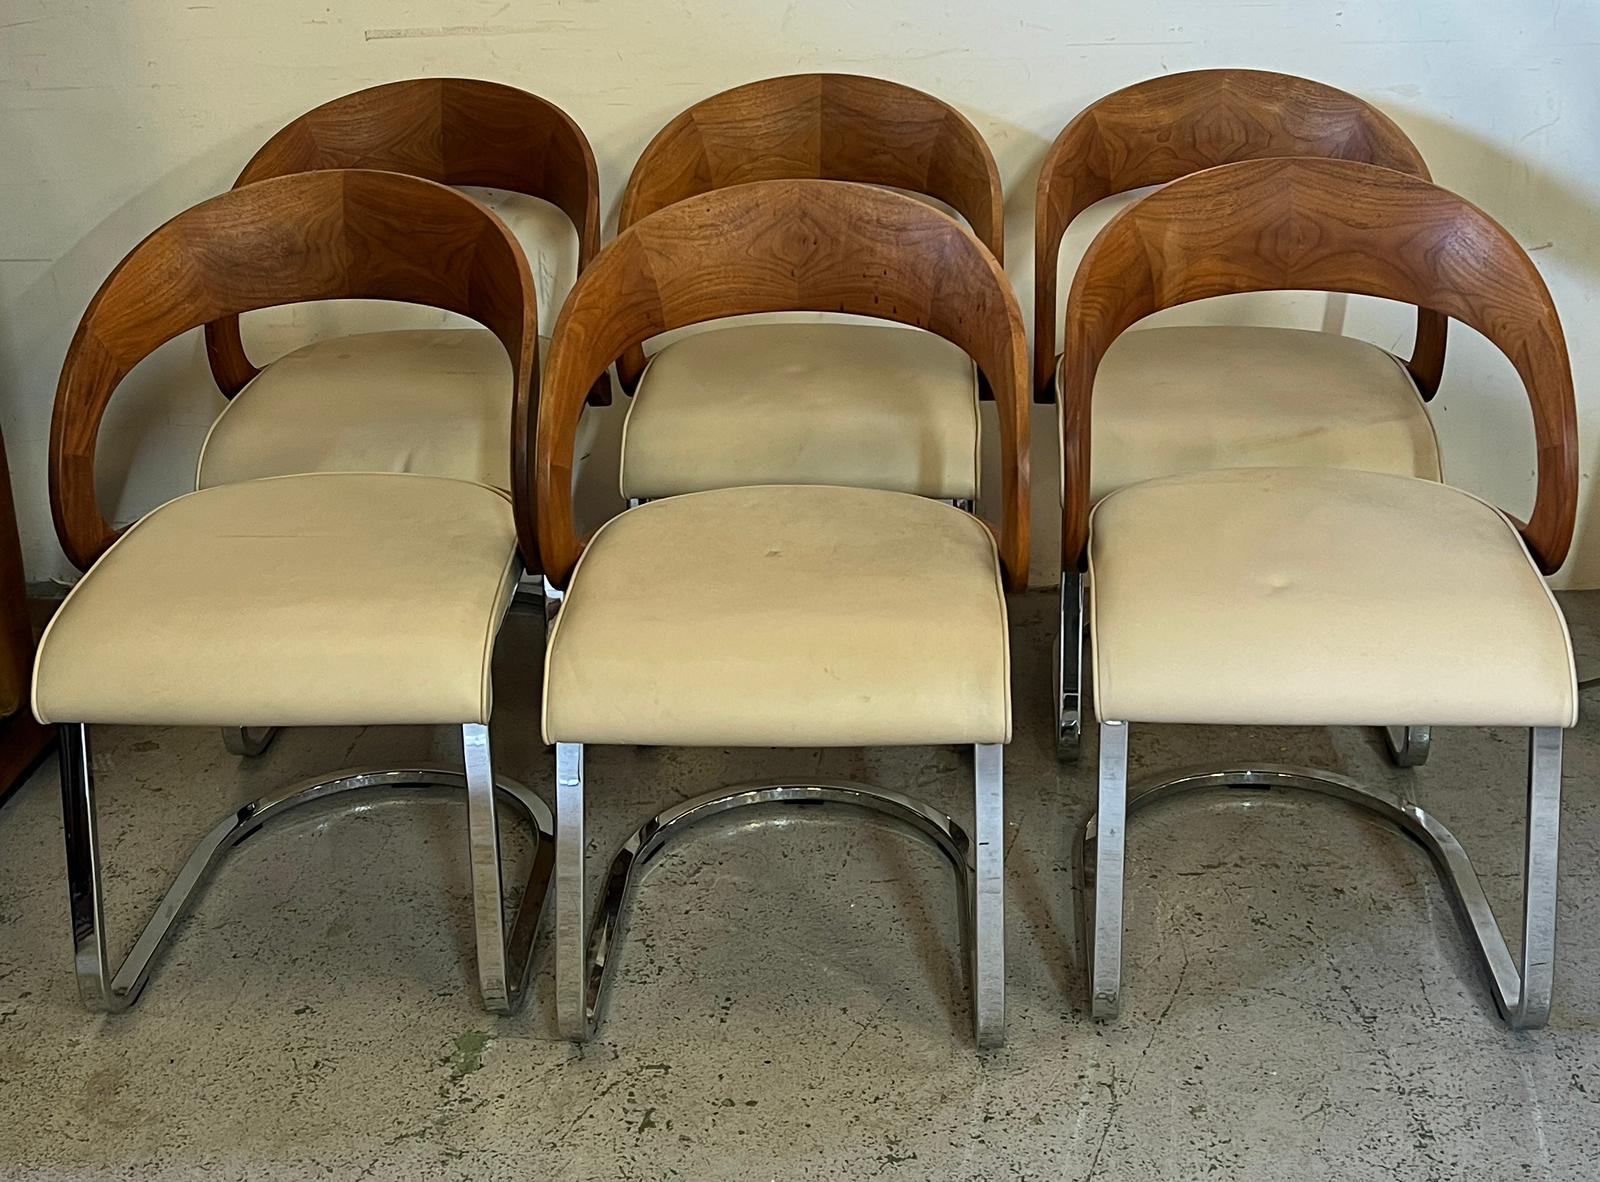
xmin=52 ymin=170 xmax=537 ymax=572
xmin=1062 ymin=158 xmax=1576 ymax=574
xmin=203 ymin=77 xmax=600 ymax=400
xmin=1035 ymin=68 xmax=1446 ymax=402
xmin=536 ymin=179 xmax=1030 ymax=592
xmin=612 ymin=73 xmax=1005 ymax=391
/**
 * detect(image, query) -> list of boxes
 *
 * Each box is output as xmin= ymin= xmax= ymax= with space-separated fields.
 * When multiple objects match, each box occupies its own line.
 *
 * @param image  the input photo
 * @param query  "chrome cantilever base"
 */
xmin=59 ymin=722 xmax=553 ymax=1015
xmin=1080 ymin=722 xmax=1562 ymax=1029
xmin=554 ymin=743 xmax=1007 ymax=1049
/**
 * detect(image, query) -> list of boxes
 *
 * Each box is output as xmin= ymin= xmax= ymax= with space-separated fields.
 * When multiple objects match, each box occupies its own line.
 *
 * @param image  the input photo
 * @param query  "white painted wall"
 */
xmin=3 ymin=0 xmax=1597 ymax=587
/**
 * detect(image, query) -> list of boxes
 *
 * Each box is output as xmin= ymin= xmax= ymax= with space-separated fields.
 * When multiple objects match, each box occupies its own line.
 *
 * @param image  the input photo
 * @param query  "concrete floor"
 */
xmin=2 ymin=590 xmax=1599 ymax=1180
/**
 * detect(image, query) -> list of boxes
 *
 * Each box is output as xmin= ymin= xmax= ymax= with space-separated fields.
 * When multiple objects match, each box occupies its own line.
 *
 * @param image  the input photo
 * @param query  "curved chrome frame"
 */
xmin=553 ymin=743 xmax=1007 ymax=1049
xmin=58 ymin=722 xmax=553 ymax=1014
xmin=1055 ymin=575 xmax=1431 ymax=767
xmin=1079 ymin=721 xmax=1562 ymax=1029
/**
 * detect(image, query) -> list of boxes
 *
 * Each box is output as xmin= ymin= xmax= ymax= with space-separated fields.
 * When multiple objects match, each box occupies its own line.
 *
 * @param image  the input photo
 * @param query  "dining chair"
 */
xmin=612 ymin=73 xmax=1004 ymax=506
xmin=193 ymin=76 xmax=603 ymax=756
xmin=34 ymin=169 xmax=551 ymax=1014
xmin=534 ymin=178 xmax=1028 ymax=1049
xmin=199 ymin=76 xmax=606 ymax=492
xmin=1038 ymin=69 xmax=1447 ymax=764
xmin=1064 ymin=158 xmax=1576 ymax=1029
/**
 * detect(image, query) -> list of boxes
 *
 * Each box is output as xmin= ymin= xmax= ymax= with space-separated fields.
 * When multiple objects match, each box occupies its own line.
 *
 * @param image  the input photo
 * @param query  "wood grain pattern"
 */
xmin=52 ymin=169 xmax=537 ymax=572
xmin=1061 ymin=158 xmax=1577 ymax=574
xmin=536 ymin=179 xmax=1030 ymax=592
xmin=203 ymin=77 xmax=605 ymax=402
xmin=1035 ymin=69 xmax=1447 ymax=401
xmin=613 ymin=73 xmax=1005 ymax=391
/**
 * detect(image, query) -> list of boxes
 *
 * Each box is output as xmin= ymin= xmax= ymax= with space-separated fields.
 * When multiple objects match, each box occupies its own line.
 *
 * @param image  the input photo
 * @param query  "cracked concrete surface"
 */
xmin=1 ymin=590 xmax=1598 ymax=1180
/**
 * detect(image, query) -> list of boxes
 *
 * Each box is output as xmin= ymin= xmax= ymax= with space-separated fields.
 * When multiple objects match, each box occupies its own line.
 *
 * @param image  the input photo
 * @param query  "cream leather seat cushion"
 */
xmin=197 ymin=328 xmax=529 ymax=492
xmin=33 ymin=473 xmax=521 ymax=728
xmin=544 ymin=484 xmax=1010 ymax=746
xmin=1088 ymin=467 xmax=1576 ymax=728
xmin=619 ymin=323 xmax=981 ymax=501
xmin=1060 ymin=326 xmax=1441 ymax=504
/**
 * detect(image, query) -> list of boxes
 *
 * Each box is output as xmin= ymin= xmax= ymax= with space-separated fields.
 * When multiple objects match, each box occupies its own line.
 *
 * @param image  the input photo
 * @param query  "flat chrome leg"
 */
xmin=1383 ymin=724 xmax=1433 ymax=767
xmin=60 ymin=723 xmax=113 ymax=1010
xmin=1055 ymin=572 xmax=1084 ymax=762
xmin=464 ymin=723 xmax=509 ymax=1006
xmin=972 ymin=743 xmax=1006 ymax=1048
xmin=553 ymin=751 xmax=986 ymax=1047
xmin=463 ymin=722 xmax=546 ymax=1014
xmin=221 ymin=727 xmax=278 ymax=757
xmin=554 ymin=741 xmax=590 ymax=1040
xmin=57 ymin=722 xmax=552 ymax=1013
xmin=1087 ymin=720 xmax=1129 ymax=1019
xmin=1079 ymin=727 xmax=1564 ymax=1029
xmin=1509 ymin=726 xmax=1561 ymax=1027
